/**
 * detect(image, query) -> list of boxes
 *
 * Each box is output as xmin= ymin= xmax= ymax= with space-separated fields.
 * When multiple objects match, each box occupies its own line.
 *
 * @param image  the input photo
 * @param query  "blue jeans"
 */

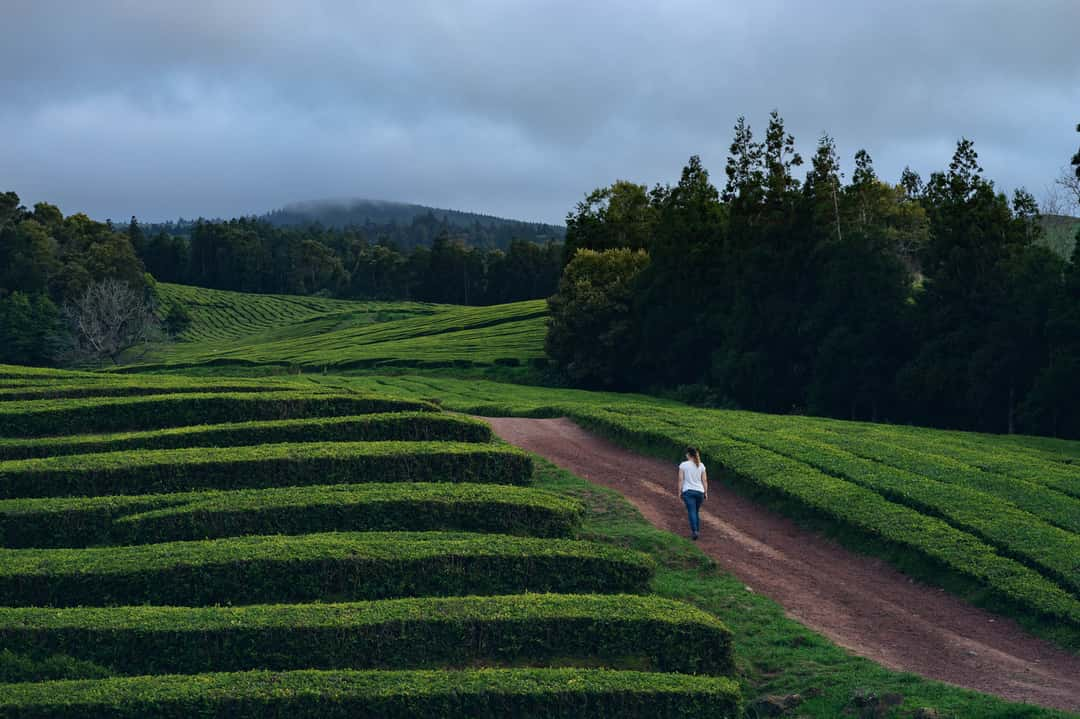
xmin=682 ymin=490 xmax=704 ymax=534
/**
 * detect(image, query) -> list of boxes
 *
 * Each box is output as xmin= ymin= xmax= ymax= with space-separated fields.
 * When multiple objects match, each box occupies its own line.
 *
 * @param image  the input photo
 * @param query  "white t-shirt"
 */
xmin=679 ymin=459 xmax=707 ymax=493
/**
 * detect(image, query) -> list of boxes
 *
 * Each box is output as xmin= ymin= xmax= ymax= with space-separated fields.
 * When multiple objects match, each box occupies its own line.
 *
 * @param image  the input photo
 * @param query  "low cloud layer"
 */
xmin=3 ymin=0 xmax=1078 ymax=223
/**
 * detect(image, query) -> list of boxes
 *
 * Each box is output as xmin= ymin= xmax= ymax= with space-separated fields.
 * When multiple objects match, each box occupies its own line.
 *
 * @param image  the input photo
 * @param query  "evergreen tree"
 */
xmin=722 ymin=116 xmax=764 ymax=204
xmin=546 ymin=248 xmax=649 ymax=387
xmin=127 ymin=216 xmax=146 ymax=256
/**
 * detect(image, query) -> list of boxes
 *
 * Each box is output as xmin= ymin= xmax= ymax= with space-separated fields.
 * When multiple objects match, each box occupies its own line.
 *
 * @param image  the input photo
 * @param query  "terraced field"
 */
xmin=317 ymin=375 xmax=1080 ymax=651
xmin=0 ymin=371 xmax=740 ymax=717
xmin=136 ymin=282 xmax=546 ymax=371
xmin=154 ymin=283 xmax=420 ymax=344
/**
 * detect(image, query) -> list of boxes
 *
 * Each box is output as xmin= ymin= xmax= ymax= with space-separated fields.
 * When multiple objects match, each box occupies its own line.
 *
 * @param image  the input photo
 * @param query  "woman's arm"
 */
xmin=702 ymin=469 xmax=708 ymax=500
xmin=677 ymin=467 xmax=684 ymax=498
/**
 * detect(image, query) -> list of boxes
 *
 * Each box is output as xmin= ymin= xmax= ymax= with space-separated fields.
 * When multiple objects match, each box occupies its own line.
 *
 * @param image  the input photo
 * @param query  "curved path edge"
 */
xmin=486 ymin=416 xmax=1080 ymax=712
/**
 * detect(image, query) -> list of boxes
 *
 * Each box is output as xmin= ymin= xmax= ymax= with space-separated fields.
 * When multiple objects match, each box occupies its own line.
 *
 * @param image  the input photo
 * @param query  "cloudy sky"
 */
xmin=3 ymin=0 xmax=1078 ymax=225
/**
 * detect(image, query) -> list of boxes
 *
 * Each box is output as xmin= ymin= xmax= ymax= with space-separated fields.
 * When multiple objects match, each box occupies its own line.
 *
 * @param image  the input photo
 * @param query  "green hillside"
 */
xmin=0 ymin=368 xmax=741 ymax=717
xmin=2 ymin=367 xmax=1074 ymax=716
xmin=315 ymin=375 xmax=1080 ymax=650
xmin=137 ymin=283 xmax=547 ymax=371
xmin=6 ymin=278 xmax=1080 ymax=716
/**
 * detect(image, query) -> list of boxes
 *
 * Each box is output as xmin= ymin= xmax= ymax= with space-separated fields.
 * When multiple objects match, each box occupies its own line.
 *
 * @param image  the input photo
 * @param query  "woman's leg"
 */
xmin=682 ymin=490 xmax=702 ymax=536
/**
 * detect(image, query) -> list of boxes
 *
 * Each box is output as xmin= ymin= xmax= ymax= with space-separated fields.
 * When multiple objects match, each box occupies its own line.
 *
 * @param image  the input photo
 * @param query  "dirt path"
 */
xmin=486 ymin=416 xmax=1080 ymax=712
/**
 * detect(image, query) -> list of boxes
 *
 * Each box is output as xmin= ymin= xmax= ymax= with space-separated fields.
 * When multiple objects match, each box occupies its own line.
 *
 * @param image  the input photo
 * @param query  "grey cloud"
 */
xmin=2 ymin=0 xmax=1077 ymax=224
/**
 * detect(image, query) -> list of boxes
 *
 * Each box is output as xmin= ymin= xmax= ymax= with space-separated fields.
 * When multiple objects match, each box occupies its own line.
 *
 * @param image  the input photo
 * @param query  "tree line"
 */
xmin=548 ymin=115 xmax=1080 ymax=438
xmin=138 ymin=218 xmax=562 ymax=305
xmin=0 ymin=193 xmax=155 ymax=365
xmin=0 ymin=194 xmax=564 ymax=366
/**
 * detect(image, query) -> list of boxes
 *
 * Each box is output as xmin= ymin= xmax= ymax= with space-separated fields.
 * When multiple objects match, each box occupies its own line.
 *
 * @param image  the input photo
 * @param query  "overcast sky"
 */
xmin=3 ymin=0 xmax=1078 ymax=225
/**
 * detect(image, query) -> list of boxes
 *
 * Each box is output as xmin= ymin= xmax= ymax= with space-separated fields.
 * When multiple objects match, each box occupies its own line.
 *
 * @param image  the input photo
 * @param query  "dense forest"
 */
xmin=4 ymin=118 xmax=1079 ymax=438
xmin=143 ymin=199 xmax=564 ymax=254
xmin=139 ymin=219 xmax=562 ymax=305
xmin=0 ymin=193 xmax=563 ymax=365
xmin=548 ymin=115 xmax=1080 ymax=438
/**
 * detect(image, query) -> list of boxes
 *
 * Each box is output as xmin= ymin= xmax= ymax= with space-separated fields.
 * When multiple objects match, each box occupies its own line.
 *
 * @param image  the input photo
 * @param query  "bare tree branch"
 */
xmin=59 ymin=279 xmax=162 ymax=365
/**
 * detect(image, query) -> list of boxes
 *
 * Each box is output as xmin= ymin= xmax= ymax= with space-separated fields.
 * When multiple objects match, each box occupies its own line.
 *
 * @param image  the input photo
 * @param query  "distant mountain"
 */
xmin=262 ymin=198 xmax=565 ymax=250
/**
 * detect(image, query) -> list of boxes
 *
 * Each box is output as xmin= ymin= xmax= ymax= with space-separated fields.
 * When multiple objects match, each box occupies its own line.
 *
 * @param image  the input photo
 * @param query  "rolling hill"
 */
xmin=8 ymin=284 xmax=1080 ymax=716
xmin=124 ymin=283 xmax=548 ymax=372
xmin=264 ymin=198 xmax=565 ymax=241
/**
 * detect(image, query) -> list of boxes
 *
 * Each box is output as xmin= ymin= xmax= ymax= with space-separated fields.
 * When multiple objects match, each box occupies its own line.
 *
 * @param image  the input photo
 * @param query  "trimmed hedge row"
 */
xmin=568 ymin=407 xmax=1080 ymax=628
xmin=858 ymin=426 xmax=1080 ymax=500
xmin=0 ymin=413 xmax=492 ymax=460
xmin=795 ymin=426 xmax=1080 ymax=534
xmin=0 ymin=392 xmax=436 ymax=437
xmin=0 ymin=441 xmax=532 ymax=498
xmin=0 ymin=532 xmax=655 ymax=606
xmin=0 ymin=365 xmax=97 ymax=380
xmin=0 ymin=483 xmax=582 ymax=547
xmin=725 ymin=427 xmax=1080 ymax=596
xmin=0 ymin=594 xmax=734 ymax=677
xmin=0 ymin=668 xmax=742 ymax=718
xmin=0 ymin=382 xmax=298 ymax=402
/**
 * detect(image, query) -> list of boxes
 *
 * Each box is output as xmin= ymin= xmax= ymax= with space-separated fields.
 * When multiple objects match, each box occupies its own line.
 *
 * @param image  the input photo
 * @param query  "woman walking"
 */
xmin=678 ymin=446 xmax=707 ymax=540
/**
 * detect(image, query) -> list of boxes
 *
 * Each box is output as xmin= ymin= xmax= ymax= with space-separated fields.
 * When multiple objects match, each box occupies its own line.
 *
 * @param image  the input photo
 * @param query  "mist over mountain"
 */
xmin=262 ymin=198 xmax=565 ymax=250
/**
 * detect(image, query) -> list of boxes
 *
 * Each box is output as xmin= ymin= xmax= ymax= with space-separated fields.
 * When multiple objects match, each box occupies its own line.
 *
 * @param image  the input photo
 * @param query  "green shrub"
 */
xmin=0 ymin=668 xmax=742 ymax=718
xmin=0 ymin=441 xmax=531 ymax=498
xmin=0 ymin=649 xmax=111 ymax=684
xmin=0 ymin=365 xmax=97 ymax=380
xmin=722 ymin=426 xmax=1080 ymax=595
xmin=1 ymin=483 xmax=582 ymax=547
xmin=0 ymin=413 xmax=492 ymax=460
xmin=0 ymin=594 xmax=733 ymax=677
xmin=793 ymin=425 xmax=1080 ymax=534
xmin=0 ymin=532 xmax=655 ymax=606
xmin=0 ymin=392 xmax=436 ymax=437
xmin=569 ymin=407 xmax=1080 ymax=627
xmin=0 ymin=382 xmax=296 ymax=402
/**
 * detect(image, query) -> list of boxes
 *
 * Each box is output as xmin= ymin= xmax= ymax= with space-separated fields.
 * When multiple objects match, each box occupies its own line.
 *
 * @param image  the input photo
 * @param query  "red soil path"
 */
xmin=486 ymin=416 xmax=1080 ymax=712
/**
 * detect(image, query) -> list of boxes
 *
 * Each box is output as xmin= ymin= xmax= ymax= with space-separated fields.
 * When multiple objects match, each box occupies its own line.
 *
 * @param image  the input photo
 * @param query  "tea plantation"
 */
xmin=131 ymin=282 xmax=547 ymax=371
xmin=322 ymin=375 xmax=1080 ymax=652
xmin=0 ymin=365 xmax=740 ymax=717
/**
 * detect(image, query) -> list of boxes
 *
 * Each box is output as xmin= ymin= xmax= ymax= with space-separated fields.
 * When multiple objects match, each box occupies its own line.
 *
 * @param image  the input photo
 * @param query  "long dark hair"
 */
xmin=685 ymin=446 xmax=701 ymax=466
